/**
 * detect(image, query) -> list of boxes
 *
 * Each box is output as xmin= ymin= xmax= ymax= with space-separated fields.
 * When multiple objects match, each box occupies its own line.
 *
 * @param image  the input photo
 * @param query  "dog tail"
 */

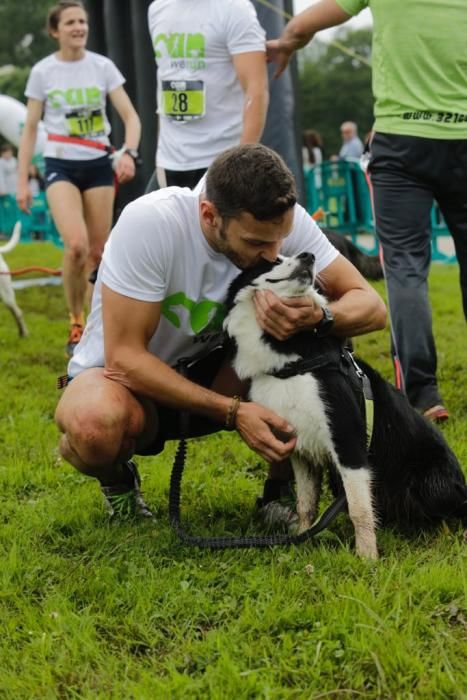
xmin=394 ymin=476 xmax=467 ymax=529
xmin=340 ymin=238 xmax=383 ymax=280
xmin=0 ymin=221 xmax=21 ymax=254
xmin=352 ymin=247 xmax=384 ymax=281
xmin=453 ymin=484 xmax=467 ymax=527
xmin=322 ymin=228 xmax=383 ymax=280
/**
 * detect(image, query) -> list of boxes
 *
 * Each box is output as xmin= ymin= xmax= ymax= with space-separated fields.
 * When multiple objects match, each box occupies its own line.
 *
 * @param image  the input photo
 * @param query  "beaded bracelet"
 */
xmin=225 ymin=395 xmax=242 ymax=430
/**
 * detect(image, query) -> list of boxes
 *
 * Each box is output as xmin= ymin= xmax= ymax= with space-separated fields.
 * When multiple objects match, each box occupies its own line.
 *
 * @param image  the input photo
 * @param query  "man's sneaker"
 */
xmin=256 ymin=478 xmax=299 ymax=534
xmin=66 ymin=323 xmax=84 ymax=357
xmin=101 ymin=460 xmax=153 ymax=520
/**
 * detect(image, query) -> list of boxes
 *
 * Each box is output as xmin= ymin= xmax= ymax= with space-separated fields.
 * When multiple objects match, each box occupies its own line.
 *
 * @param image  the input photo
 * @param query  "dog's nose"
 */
xmin=297 ymin=252 xmax=315 ymax=265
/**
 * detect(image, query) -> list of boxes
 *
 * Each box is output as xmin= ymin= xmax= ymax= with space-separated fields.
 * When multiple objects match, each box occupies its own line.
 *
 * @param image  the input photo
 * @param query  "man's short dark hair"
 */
xmin=205 ymin=144 xmax=297 ymax=221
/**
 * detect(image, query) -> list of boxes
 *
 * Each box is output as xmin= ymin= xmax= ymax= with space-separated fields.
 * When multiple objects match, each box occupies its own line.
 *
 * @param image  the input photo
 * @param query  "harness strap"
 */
xmin=343 ymin=350 xmax=374 ymax=449
xmin=270 ymin=348 xmax=375 ymax=451
xmin=270 ymin=354 xmax=333 ymax=378
xmin=363 ymin=375 xmax=374 ymax=451
xmin=47 ymin=133 xmax=114 ymax=154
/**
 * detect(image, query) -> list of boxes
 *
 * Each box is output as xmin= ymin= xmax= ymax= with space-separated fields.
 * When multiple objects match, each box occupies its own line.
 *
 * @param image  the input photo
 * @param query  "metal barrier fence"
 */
xmin=305 ymin=160 xmax=457 ymax=263
xmin=1 ymin=169 xmax=457 ymax=264
xmin=0 ymin=193 xmax=62 ymax=247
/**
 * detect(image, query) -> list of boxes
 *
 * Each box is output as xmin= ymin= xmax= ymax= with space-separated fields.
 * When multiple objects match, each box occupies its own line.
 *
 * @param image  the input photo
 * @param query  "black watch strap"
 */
xmin=123 ymin=147 xmax=139 ymax=161
xmin=314 ymin=306 xmax=334 ymax=337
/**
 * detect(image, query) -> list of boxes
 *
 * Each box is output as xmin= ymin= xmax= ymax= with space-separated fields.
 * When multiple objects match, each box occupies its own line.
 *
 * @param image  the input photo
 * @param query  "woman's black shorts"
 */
xmin=44 ymin=156 xmax=114 ymax=192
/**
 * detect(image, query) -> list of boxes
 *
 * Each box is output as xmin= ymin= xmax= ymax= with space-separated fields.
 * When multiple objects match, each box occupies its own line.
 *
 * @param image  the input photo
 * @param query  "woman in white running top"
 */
xmin=17 ymin=0 xmax=141 ymax=356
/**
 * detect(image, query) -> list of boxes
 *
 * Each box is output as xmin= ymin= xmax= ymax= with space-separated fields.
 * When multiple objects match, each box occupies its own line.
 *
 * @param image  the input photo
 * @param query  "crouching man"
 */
xmin=55 ymin=144 xmax=386 ymax=520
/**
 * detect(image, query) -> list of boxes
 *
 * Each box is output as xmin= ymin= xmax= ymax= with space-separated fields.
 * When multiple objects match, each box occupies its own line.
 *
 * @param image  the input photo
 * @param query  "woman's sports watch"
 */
xmin=123 ymin=147 xmax=139 ymax=161
xmin=314 ymin=306 xmax=334 ymax=337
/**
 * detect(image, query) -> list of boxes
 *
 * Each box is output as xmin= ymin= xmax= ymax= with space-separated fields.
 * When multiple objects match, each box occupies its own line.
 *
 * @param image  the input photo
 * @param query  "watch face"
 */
xmin=322 ymin=307 xmax=333 ymax=325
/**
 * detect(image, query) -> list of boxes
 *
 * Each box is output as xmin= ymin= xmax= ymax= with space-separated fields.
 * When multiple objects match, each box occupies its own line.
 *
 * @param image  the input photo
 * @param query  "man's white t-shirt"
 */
xmin=68 ymin=188 xmax=339 ymax=377
xmin=25 ymin=51 xmax=125 ymax=160
xmin=147 ymin=0 xmax=266 ymax=171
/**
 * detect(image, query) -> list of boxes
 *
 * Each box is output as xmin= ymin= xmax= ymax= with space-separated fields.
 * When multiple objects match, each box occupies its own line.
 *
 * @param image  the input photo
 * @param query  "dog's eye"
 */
xmin=265 ymin=275 xmax=287 ymax=283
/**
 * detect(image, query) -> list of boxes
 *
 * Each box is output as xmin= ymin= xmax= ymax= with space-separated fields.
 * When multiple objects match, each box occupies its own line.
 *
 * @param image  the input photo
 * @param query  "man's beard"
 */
xmin=217 ymin=220 xmax=247 ymax=269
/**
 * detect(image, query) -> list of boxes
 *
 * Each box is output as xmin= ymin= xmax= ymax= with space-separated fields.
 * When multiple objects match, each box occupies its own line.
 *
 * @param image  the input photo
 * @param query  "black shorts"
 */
xmin=155 ymin=167 xmax=207 ymax=190
xmin=61 ymin=345 xmax=231 ymax=457
xmin=138 ymin=345 xmax=229 ymax=456
xmin=44 ymin=155 xmax=114 ymax=192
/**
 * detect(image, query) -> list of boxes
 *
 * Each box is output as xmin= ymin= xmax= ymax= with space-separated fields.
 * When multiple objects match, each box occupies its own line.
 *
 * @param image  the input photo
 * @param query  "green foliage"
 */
xmin=299 ymin=29 xmax=374 ymax=157
xmin=0 ymin=0 xmax=54 ymax=69
xmin=0 ymin=67 xmax=30 ymax=104
xmin=0 ymin=243 xmax=466 ymax=698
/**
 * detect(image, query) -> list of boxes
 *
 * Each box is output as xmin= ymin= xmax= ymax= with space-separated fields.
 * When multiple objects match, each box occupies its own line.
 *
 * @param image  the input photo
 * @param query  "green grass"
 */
xmin=1 ymin=243 xmax=466 ymax=699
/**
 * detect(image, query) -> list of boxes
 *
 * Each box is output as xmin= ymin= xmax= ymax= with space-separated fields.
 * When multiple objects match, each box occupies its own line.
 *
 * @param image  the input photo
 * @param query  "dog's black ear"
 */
xmin=224 ymin=259 xmax=277 ymax=311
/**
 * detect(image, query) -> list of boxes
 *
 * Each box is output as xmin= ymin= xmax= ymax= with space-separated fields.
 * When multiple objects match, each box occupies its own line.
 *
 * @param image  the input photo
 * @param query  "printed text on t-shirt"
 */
xmin=402 ymin=111 xmax=467 ymax=124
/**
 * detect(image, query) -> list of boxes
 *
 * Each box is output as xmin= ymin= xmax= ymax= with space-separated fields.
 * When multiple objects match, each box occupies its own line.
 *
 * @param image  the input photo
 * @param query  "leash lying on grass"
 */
xmin=168 ymin=436 xmax=347 ymax=549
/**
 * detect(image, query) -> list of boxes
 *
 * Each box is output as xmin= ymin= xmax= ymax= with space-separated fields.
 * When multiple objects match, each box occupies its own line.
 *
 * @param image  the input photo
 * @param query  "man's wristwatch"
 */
xmin=313 ymin=306 xmax=334 ymax=337
xmin=123 ymin=147 xmax=139 ymax=162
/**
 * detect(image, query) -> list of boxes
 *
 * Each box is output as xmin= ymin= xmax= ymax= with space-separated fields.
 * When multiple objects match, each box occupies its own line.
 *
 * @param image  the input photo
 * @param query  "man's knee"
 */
xmin=56 ymin=391 xmax=142 ymax=467
xmin=63 ymin=408 xmax=126 ymax=464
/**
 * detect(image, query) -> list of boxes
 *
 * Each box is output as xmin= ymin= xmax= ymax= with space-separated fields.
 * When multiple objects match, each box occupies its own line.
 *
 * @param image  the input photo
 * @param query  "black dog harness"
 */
xmin=268 ymin=346 xmax=374 ymax=451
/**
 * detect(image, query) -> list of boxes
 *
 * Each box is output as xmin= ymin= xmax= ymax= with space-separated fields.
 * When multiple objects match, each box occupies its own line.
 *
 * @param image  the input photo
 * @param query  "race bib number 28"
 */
xmin=161 ymin=80 xmax=205 ymax=122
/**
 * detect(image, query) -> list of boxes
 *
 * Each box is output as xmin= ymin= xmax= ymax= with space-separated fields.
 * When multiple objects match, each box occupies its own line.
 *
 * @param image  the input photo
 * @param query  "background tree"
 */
xmin=0 ymin=68 xmax=30 ymax=103
xmin=0 ymin=0 xmax=53 ymax=69
xmin=298 ymin=28 xmax=373 ymax=157
xmin=0 ymin=0 xmax=54 ymax=102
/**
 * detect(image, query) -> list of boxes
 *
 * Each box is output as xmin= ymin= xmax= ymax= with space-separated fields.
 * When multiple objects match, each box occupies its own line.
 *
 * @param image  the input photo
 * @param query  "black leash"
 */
xmin=168 ymin=437 xmax=347 ymax=549
xmin=167 ymin=352 xmax=347 ymax=548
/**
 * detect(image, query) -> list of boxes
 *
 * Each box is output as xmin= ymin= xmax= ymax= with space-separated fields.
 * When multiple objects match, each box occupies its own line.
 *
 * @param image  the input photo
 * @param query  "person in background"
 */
xmin=302 ymin=128 xmax=323 ymax=192
xmin=146 ymin=0 xmax=269 ymax=190
xmin=27 ymin=163 xmax=45 ymax=197
xmin=17 ymin=0 xmax=141 ymax=357
xmin=0 ymin=144 xmax=18 ymax=196
xmin=266 ymin=0 xmax=467 ymax=421
xmin=338 ymin=121 xmax=364 ymax=160
xmin=302 ymin=129 xmax=323 ymax=169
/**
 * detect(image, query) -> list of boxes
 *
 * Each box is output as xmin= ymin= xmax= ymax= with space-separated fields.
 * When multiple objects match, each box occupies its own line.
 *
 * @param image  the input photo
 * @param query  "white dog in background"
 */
xmin=0 ymin=222 xmax=28 ymax=337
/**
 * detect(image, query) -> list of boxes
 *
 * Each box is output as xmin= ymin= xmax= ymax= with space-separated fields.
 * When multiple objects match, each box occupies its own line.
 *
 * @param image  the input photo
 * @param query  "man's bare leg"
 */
xmin=55 ymin=368 xmax=159 ymax=517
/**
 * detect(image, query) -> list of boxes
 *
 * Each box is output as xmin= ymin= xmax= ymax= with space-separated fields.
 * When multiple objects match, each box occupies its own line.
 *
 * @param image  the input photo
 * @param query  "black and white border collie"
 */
xmin=224 ymin=253 xmax=466 ymax=558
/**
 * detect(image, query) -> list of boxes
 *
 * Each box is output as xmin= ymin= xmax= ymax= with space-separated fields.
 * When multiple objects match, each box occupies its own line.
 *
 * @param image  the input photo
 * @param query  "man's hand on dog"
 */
xmin=254 ymin=290 xmax=324 ymax=340
xmin=235 ymin=401 xmax=297 ymax=463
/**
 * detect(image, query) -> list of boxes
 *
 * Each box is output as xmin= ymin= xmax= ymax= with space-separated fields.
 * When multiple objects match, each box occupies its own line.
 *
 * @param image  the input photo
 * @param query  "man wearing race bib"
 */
xmin=267 ymin=0 xmax=467 ymax=422
xmin=147 ymin=0 xmax=269 ymax=190
xmin=17 ymin=1 xmax=141 ymax=357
